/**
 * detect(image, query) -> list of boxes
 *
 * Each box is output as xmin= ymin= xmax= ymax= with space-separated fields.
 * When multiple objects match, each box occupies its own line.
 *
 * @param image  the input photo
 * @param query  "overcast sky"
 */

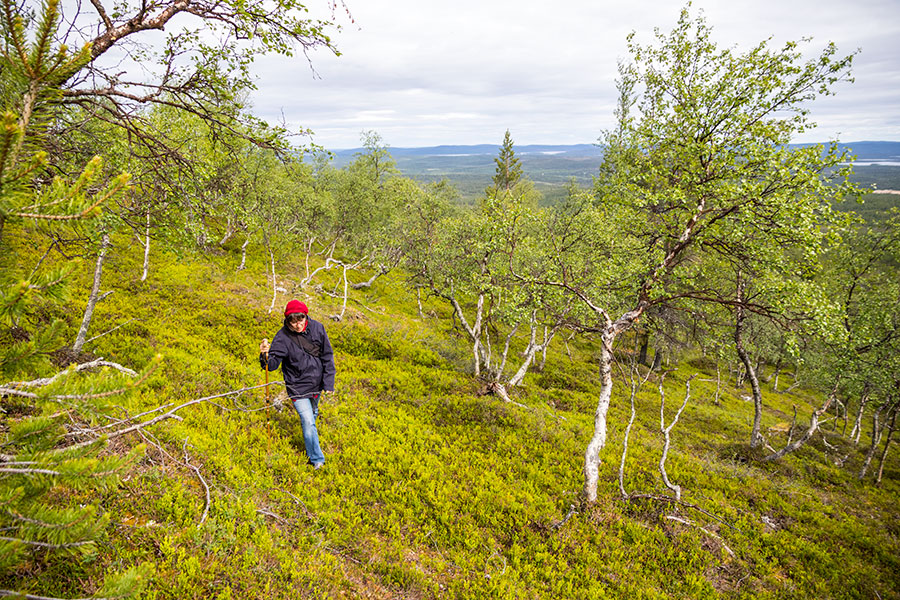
xmin=252 ymin=0 xmax=900 ymax=150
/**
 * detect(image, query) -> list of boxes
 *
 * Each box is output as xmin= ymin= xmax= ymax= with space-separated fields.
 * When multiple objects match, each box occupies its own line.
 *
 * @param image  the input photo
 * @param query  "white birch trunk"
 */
xmin=584 ymin=331 xmax=614 ymax=503
xmin=416 ymin=287 xmax=425 ymax=319
xmin=859 ymin=403 xmax=889 ymax=480
xmin=714 ymin=362 xmax=722 ymax=406
xmin=875 ymin=407 xmax=897 ymax=486
xmin=267 ymin=244 xmax=277 ymax=314
xmin=73 ymin=233 xmax=111 ymax=354
xmin=140 ymin=211 xmax=150 ymax=282
xmin=332 ymin=263 xmax=350 ymax=321
xmin=237 ymin=237 xmax=250 ymax=271
xmin=850 ymin=385 xmax=871 ymax=444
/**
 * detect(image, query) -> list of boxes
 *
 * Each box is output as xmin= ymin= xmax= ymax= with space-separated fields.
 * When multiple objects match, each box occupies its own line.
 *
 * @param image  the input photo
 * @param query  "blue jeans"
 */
xmin=291 ymin=396 xmax=324 ymax=465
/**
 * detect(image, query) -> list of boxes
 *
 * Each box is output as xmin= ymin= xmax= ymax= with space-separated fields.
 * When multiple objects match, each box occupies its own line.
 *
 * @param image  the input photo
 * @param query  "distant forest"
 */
xmin=332 ymin=141 xmax=900 ymax=212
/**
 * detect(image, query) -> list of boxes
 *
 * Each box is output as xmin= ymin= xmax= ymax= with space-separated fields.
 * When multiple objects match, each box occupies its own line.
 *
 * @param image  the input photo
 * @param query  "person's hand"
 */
xmin=260 ymin=338 xmax=269 ymax=354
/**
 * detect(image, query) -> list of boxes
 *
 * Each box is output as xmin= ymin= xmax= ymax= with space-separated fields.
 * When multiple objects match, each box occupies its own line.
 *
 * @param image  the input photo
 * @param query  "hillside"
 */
xmin=4 ymin=229 xmax=899 ymax=599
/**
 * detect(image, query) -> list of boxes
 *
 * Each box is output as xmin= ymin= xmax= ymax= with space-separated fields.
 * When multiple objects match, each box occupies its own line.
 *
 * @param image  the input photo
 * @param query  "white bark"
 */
xmin=659 ymin=376 xmax=693 ymax=501
xmin=416 ymin=287 xmax=425 ymax=319
xmin=859 ymin=402 xmax=891 ymax=480
xmin=73 ymin=233 xmax=111 ymax=354
xmin=331 ymin=263 xmax=350 ymax=322
xmin=875 ymin=407 xmax=897 ymax=486
xmin=735 ymin=284 xmax=764 ymax=449
xmin=237 ymin=237 xmax=250 ymax=271
xmin=267 ymin=243 xmax=277 ymax=314
xmin=509 ymin=320 xmax=560 ymax=388
xmin=447 ymin=290 xmax=486 ymax=377
xmin=495 ymin=322 xmax=520 ymax=382
xmin=584 ymin=331 xmax=614 ymax=503
xmin=141 ymin=210 xmax=150 ymax=282
xmin=618 ymin=364 xmax=652 ymax=498
xmin=849 ymin=385 xmax=871 ymax=444
xmin=765 ymin=380 xmax=840 ymax=461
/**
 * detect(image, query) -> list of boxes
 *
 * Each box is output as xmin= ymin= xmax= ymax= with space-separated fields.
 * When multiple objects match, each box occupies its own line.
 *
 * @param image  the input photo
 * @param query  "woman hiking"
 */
xmin=260 ymin=300 xmax=336 ymax=469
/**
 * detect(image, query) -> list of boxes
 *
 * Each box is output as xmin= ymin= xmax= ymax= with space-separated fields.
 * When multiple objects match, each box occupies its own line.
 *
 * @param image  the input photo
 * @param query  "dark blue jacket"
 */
xmin=260 ymin=318 xmax=335 ymax=399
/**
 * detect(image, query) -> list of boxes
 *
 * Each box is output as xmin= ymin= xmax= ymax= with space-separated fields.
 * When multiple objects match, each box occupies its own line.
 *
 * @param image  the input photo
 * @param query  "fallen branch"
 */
xmin=619 ymin=493 xmax=740 ymax=532
xmin=665 ymin=515 xmax=735 ymax=558
xmin=550 ymin=504 xmax=578 ymax=531
xmin=182 ymin=441 xmax=210 ymax=526
xmin=2 ymin=358 xmax=138 ymax=390
xmin=0 ymin=363 xmax=154 ymax=401
xmin=83 ymin=319 xmax=138 ymax=345
xmin=1 ymin=382 xmax=283 ymax=462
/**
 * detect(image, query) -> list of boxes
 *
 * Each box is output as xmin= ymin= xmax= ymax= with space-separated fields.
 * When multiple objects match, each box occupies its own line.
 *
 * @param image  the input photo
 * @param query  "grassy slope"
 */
xmin=4 ymin=228 xmax=899 ymax=600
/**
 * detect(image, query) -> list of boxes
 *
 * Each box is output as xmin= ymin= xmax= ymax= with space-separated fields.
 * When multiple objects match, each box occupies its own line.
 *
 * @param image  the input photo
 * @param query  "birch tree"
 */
xmin=531 ymin=9 xmax=856 ymax=502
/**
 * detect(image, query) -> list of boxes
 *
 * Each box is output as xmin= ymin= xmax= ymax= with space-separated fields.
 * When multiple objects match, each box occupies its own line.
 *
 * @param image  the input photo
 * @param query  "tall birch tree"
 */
xmin=532 ymin=9 xmax=856 ymax=502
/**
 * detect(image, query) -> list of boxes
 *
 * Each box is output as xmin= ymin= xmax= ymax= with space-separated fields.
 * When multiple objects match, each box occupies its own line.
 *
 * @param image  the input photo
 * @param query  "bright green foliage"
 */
xmin=4 ymin=229 xmax=898 ymax=599
xmin=592 ymin=8 xmax=858 ymax=311
xmin=820 ymin=212 xmax=900 ymax=426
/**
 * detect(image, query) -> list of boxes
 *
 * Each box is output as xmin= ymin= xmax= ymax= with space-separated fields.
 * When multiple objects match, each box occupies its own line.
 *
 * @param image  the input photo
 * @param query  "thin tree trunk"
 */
xmin=349 ymin=265 xmax=387 ymax=289
xmin=637 ymin=331 xmax=649 ymax=366
xmin=300 ymin=236 xmax=314 ymax=280
xmin=850 ymin=384 xmax=871 ymax=444
xmin=219 ymin=223 xmax=234 ymax=246
xmin=496 ymin=322 xmax=520 ymax=382
xmin=237 ymin=237 xmax=250 ymax=271
xmin=537 ymin=326 xmax=550 ymax=373
xmin=859 ymin=403 xmax=889 ymax=480
xmin=332 ymin=263 xmax=350 ymax=321
xmin=416 ymin=287 xmax=425 ymax=319
xmin=446 ymin=290 xmax=486 ymax=377
xmin=735 ymin=287 xmax=764 ymax=449
xmin=650 ymin=348 xmax=663 ymax=371
xmin=140 ymin=211 xmax=150 ymax=282
xmin=619 ymin=363 xmax=651 ymax=498
xmin=73 ymin=233 xmax=111 ymax=354
xmin=875 ymin=407 xmax=897 ymax=486
xmin=659 ymin=376 xmax=693 ymax=501
xmin=714 ymin=361 xmax=722 ymax=406
xmin=267 ymin=242 xmax=277 ymax=314
xmin=762 ymin=356 xmax=781 ymax=384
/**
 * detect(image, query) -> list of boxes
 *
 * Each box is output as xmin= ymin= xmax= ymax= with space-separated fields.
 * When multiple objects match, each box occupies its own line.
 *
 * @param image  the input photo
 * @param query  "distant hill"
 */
xmin=327 ymin=141 xmax=900 ymax=204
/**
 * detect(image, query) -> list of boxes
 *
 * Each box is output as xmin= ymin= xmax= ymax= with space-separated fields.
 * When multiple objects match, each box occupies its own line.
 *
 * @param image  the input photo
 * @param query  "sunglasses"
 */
xmin=288 ymin=313 xmax=308 ymax=321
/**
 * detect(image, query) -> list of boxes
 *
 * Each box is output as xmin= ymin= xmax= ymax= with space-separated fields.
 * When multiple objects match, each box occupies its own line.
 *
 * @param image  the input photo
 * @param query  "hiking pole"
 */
xmin=264 ymin=348 xmax=271 ymax=456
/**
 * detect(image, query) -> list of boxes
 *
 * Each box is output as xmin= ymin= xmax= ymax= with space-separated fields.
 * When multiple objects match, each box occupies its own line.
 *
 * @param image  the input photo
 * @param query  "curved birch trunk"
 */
xmin=73 ymin=233 xmax=111 ymax=354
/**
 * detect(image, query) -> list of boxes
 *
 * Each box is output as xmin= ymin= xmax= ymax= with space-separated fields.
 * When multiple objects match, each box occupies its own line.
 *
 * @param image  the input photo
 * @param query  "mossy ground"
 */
xmin=3 ymin=228 xmax=899 ymax=599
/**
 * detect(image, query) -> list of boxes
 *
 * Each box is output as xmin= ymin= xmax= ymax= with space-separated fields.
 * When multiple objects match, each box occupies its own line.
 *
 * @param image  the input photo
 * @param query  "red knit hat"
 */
xmin=284 ymin=300 xmax=309 ymax=316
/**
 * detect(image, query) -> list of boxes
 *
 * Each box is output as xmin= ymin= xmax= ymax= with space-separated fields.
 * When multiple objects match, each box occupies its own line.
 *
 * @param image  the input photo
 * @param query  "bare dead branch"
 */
xmin=765 ymin=378 xmax=840 ymax=461
xmin=3 ymin=358 xmax=138 ymax=390
xmin=182 ymin=441 xmax=210 ymax=526
xmin=665 ymin=515 xmax=735 ymax=558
